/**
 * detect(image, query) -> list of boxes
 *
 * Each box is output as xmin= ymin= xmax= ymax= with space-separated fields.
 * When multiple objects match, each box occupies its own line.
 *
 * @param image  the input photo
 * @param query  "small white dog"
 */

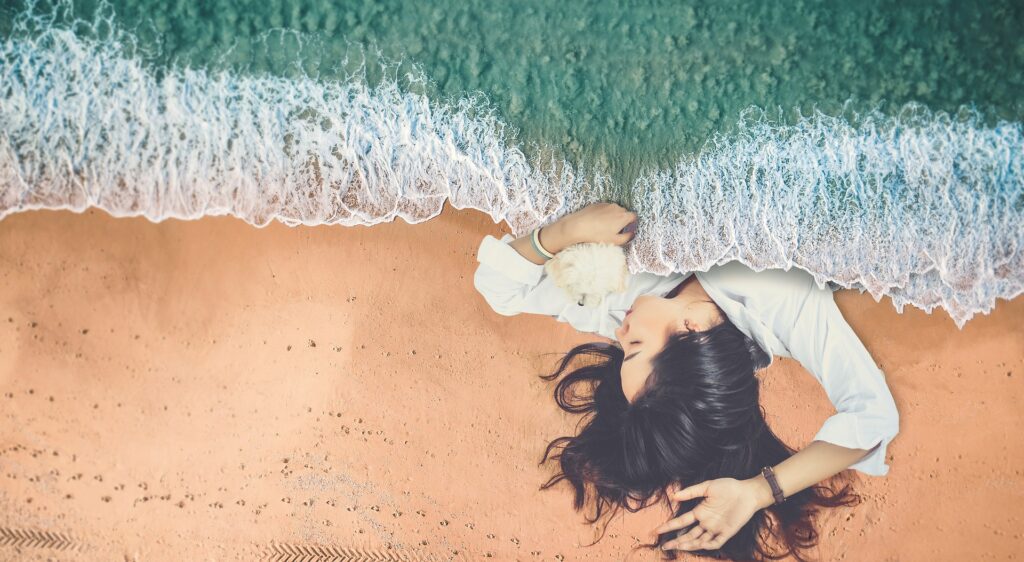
xmin=544 ymin=242 xmax=630 ymax=308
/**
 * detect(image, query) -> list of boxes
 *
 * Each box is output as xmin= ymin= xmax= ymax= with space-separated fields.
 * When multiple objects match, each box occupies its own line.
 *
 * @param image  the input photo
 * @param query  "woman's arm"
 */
xmin=473 ymin=218 xmax=582 ymax=318
xmin=776 ymin=281 xmax=901 ymax=477
xmin=657 ymin=280 xmax=898 ymax=551
xmin=507 ymin=219 xmax=579 ymax=265
xmin=473 ymin=202 xmax=636 ymax=317
xmin=508 ymin=202 xmax=637 ymax=265
xmin=659 ymin=440 xmax=879 ymax=551
xmin=744 ymin=440 xmax=880 ymax=509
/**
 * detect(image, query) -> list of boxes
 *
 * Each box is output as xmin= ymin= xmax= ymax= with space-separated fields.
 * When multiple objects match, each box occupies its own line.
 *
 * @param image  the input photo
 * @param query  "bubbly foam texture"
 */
xmin=1 ymin=2 xmax=1021 ymax=328
xmin=629 ymin=107 xmax=1022 ymax=328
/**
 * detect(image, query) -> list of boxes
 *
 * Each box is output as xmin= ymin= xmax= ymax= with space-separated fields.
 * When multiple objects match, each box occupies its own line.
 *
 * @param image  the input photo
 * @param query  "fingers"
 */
xmin=665 ymin=528 xmax=728 ymax=552
xmin=705 ymin=533 xmax=726 ymax=550
xmin=679 ymin=531 xmax=721 ymax=552
xmin=676 ymin=524 xmax=706 ymax=545
xmin=662 ymin=525 xmax=707 ymax=551
xmin=674 ymin=480 xmax=711 ymax=502
xmin=696 ymin=530 xmax=730 ymax=551
xmin=617 ymin=216 xmax=638 ymax=246
xmin=651 ymin=509 xmax=698 ymax=535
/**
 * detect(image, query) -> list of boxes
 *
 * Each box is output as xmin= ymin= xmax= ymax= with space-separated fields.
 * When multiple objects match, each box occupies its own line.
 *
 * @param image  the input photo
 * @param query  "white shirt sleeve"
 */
xmin=780 ymin=280 xmax=901 ymax=477
xmin=473 ymin=233 xmax=578 ymax=318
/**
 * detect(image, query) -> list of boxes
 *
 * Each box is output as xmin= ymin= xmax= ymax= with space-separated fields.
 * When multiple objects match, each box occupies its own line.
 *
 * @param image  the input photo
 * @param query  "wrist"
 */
xmin=746 ymin=473 xmax=776 ymax=510
xmin=539 ymin=221 xmax=577 ymax=255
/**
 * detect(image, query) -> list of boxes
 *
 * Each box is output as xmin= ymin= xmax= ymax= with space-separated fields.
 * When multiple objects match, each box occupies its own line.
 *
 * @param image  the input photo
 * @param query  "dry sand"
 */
xmin=0 ymin=205 xmax=1022 ymax=561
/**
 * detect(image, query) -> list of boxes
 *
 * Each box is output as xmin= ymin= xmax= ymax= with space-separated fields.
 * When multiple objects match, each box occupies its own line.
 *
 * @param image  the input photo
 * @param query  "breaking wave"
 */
xmin=1 ymin=1 xmax=1021 ymax=328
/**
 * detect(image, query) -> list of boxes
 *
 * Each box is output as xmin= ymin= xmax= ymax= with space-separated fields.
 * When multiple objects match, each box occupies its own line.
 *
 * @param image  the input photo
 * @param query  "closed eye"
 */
xmin=624 ymin=341 xmax=641 ymax=362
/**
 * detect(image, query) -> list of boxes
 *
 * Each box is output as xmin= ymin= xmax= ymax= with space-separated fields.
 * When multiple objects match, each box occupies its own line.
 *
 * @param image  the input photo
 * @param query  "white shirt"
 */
xmin=474 ymin=233 xmax=900 ymax=477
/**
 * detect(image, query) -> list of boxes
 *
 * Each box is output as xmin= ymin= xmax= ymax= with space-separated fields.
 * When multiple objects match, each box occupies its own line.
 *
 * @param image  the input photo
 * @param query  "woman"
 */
xmin=473 ymin=202 xmax=900 ymax=561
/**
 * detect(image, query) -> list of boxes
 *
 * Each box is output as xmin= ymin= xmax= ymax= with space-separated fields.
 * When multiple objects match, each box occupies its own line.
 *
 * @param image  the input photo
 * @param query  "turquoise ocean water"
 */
xmin=1 ymin=0 xmax=1021 ymax=327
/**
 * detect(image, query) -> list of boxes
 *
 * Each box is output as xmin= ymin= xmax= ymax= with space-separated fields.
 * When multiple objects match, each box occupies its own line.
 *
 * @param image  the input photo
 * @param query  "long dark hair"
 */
xmin=537 ymin=313 xmax=861 ymax=561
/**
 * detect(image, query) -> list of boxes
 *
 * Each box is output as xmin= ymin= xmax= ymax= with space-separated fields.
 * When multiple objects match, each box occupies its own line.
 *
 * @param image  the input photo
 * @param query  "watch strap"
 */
xmin=761 ymin=465 xmax=786 ymax=505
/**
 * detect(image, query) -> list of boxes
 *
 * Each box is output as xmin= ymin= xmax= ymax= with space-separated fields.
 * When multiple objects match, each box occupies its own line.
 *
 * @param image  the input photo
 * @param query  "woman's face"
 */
xmin=614 ymin=291 xmax=724 ymax=403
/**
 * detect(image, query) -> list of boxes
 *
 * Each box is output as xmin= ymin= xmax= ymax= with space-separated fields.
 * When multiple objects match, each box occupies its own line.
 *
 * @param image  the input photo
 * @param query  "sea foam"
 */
xmin=1 ymin=2 xmax=1021 ymax=328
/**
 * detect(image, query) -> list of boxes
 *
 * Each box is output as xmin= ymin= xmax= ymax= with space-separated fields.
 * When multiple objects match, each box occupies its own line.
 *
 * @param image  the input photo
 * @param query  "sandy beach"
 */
xmin=1 ymin=205 xmax=1022 ymax=561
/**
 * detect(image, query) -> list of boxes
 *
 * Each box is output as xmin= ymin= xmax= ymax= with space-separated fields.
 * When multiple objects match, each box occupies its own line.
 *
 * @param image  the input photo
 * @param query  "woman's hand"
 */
xmin=559 ymin=202 xmax=638 ymax=247
xmin=652 ymin=478 xmax=765 ymax=552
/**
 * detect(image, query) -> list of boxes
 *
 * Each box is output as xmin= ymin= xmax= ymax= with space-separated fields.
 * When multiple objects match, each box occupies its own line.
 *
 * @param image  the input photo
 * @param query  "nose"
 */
xmin=615 ymin=317 xmax=629 ymax=341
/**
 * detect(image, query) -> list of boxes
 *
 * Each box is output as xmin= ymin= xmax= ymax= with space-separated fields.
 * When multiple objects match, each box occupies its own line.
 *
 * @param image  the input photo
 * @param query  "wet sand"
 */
xmin=0 ymin=205 xmax=1021 ymax=561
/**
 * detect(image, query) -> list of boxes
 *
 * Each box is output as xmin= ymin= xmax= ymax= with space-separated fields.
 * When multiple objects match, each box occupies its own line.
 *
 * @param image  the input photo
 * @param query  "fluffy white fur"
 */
xmin=544 ymin=242 xmax=630 ymax=308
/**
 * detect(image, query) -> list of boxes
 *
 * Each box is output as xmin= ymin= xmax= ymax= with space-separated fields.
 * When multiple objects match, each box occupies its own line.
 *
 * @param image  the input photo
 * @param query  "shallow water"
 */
xmin=0 ymin=0 xmax=1022 ymax=327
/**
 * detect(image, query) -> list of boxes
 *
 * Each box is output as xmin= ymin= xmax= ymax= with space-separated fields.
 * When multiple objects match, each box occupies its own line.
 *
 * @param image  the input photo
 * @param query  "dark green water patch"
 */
xmin=3 ymin=0 xmax=1022 ymax=184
